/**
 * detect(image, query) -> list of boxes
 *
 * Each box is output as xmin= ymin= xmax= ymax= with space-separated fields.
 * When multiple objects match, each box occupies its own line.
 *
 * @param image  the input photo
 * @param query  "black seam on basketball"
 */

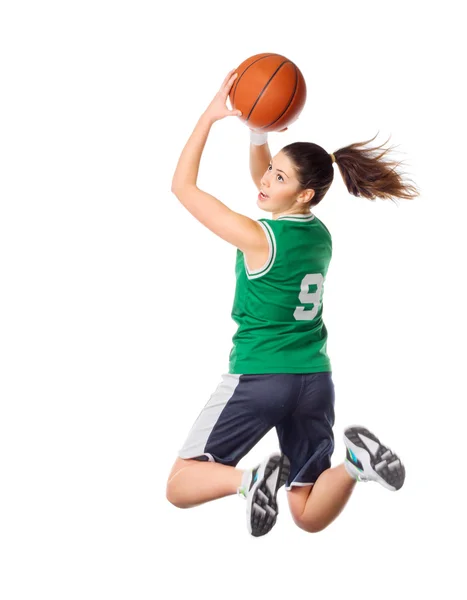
xmin=257 ymin=63 xmax=299 ymax=131
xmin=246 ymin=60 xmax=291 ymax=122
xmin=231 ymin=54 xmax=280 ymax=105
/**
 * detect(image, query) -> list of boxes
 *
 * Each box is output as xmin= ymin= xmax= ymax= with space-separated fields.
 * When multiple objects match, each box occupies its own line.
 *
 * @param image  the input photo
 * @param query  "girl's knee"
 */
xmin=292 ymin=514 xmax=326 ymax=533
xmin=166 ymin=477 xmax=188 ymax=508
xmin=166 ymin=488 xmax=190 ymax=509
xmin=165 ymin=458 xmax=195 ymax=508
xmin=287 ymin=487 xmax=327 ymax=533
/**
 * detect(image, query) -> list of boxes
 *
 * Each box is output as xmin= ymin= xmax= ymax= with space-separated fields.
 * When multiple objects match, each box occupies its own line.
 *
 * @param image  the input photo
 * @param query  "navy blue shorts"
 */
xmin=178 ymin=372 xmax=335 ymax=489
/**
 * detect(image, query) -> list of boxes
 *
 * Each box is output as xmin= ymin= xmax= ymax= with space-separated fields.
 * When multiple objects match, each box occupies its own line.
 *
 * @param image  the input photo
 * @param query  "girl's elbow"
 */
xmin=171 ymin=182 xmax=191 ymax=197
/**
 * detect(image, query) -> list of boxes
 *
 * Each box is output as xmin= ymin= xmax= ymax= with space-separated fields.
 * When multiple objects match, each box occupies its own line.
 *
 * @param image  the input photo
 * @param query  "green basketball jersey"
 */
xmin=228 ymin=213 xmax=332 ymax=374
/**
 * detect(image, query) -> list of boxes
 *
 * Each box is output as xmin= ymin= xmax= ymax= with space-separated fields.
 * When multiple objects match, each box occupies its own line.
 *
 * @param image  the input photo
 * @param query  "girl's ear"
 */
xmin=298 ymin=189 xmax=315 ymax=204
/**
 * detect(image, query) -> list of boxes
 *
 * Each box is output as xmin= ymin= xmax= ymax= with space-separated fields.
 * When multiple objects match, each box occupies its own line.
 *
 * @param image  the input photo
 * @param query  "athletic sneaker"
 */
xmin=237 ymin=452 xmax=290 ymax=537
xmin=343 ymin=426 xmax=405 ymax=491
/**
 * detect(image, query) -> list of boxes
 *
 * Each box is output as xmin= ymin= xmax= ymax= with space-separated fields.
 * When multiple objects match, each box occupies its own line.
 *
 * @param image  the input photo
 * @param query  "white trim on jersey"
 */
xmin=244 ymin=221 xmax=277 ymax=280
xmin=277 ymin=214 xmax=316 ymax=222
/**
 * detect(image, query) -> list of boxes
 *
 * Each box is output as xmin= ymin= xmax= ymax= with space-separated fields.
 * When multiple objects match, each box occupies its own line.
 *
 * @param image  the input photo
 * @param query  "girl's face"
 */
xmin=258 ymin=151 xmax=313 ymax=215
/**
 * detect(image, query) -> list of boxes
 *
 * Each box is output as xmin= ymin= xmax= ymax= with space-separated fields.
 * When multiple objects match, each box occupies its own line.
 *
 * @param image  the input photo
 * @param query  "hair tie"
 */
xmin=330 ymin=153 xmax=336 ymax=164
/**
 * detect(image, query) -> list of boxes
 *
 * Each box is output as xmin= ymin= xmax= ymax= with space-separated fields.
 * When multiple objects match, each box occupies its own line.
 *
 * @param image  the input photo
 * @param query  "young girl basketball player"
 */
xmin=167 ymin=69 xmax=418 ymax=537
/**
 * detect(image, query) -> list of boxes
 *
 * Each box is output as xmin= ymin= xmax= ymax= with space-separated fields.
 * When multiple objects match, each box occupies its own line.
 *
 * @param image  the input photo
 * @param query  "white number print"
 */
xmin=293 ymin=273 xmax=324 ymax=321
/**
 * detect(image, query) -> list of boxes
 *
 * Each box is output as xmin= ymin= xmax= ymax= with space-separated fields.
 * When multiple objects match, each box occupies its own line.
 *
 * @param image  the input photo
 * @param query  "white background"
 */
xmin=1 ymin=1 xmax=466 ymax=598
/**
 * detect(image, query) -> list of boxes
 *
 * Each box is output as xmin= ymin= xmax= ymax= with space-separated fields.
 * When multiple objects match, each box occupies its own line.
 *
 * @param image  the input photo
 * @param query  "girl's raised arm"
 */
xmin=171 ymin=70 xmax=268 ymax=255
xmin=249 ymin=134 xmax=271 ymax=191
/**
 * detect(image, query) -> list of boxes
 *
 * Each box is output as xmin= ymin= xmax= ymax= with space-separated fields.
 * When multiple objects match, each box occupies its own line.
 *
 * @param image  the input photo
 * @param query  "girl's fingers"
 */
xmin=224 ymin=68 xmax=235 ymax=81
xmin=223 ymin=73 xmax=238 ymax=99
xmin=229 ymin=72 xmax=238 ymax=85
xmin=221 ymin=69 xmax=238 ymax=91
xmin=224 ymin=110 xmax=242 ymax=118
xmin=220 ymin=70 xmax=233 ymax=88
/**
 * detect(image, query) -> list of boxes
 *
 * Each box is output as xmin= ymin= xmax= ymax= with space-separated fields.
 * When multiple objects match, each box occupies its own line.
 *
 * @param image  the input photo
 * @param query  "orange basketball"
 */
xmin=229 ymin=53 xmax=307 ymax=132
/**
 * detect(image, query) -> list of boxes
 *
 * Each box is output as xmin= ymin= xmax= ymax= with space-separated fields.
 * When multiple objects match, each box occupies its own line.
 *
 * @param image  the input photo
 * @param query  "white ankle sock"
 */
xmin=240 ymin=468 xmax=252 ymax=491
xmin=344 ymin=459 xmax=360 ymax=481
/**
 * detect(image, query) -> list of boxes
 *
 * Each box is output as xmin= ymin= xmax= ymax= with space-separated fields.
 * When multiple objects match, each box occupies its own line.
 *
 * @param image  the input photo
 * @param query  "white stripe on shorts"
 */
xmin=178 ymin=374 xmax=241 ymax=461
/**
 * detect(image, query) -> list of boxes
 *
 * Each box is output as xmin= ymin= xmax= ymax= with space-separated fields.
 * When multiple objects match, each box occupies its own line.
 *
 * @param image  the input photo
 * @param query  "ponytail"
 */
xmin=282 ymin=134 xmax=419 ymax=208
xmin=333 ymin=133 xmax=419 ymax=202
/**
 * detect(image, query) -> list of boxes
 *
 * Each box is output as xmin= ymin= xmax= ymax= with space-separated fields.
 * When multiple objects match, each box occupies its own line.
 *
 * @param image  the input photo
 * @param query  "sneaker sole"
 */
xmin=344 ymin=426 xmax=405 ymax=491
xmin=247 ymin=453 xmax=290 ymax=537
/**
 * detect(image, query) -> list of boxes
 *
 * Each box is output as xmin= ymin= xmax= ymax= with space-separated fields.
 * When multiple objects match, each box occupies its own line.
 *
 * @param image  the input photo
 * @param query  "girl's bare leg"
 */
xmin=287 ymin=463 xmax=356 ymax=533
xmin=166 ymin=458 xmax=243 ymax=509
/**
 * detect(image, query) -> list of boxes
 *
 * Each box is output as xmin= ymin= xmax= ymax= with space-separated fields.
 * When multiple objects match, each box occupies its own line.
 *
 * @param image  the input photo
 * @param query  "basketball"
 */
xmin=229 ymin=53 xmax=307 ymax=132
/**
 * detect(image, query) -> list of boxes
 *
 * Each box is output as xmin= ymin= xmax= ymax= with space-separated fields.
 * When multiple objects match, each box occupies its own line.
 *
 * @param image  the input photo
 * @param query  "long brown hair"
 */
xmin=282 ymin=133 xmax=419 ymax=207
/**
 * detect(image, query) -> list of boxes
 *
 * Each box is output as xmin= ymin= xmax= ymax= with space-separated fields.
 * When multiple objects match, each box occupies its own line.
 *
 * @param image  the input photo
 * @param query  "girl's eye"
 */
xmin=268 ymin=164 xmax=283 ymax=182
